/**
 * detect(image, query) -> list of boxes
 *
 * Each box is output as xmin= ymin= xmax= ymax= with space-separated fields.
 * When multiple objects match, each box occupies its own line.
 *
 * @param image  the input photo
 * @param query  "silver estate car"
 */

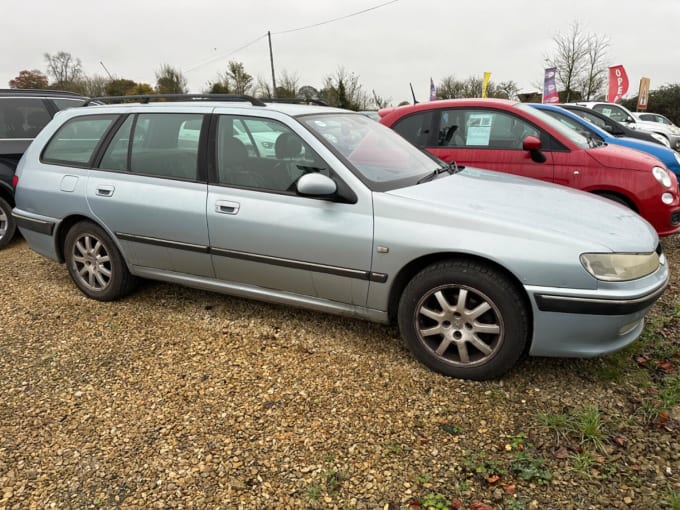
xmin=12 ymin=95 xmax=669 ymax=380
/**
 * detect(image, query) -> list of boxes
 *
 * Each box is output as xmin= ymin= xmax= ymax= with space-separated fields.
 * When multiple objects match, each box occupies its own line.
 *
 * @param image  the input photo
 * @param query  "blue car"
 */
xmin=531 ymin=103 xmax=680 ymax=176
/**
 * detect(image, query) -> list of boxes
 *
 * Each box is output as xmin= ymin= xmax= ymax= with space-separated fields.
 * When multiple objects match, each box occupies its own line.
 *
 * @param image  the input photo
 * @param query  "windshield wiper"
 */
xmin=417 ymin=161 xmax=460 ymax=184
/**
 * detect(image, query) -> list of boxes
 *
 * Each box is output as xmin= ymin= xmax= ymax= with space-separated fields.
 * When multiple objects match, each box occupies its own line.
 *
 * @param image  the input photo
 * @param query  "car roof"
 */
xmin=0 ymin=88 xmax=85 ymax=98
xmin=378 ymin=98 xmax=519 ymax=120
xmin=78 ymin=94 xmax=348 ymax=117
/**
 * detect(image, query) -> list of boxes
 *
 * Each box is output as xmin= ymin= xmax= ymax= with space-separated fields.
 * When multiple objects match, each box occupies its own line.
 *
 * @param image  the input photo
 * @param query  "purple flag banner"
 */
xmin=429 ymin=78 xmax=437 ymax=101
xmin=542 ymin=68 xmax=559 ymax=103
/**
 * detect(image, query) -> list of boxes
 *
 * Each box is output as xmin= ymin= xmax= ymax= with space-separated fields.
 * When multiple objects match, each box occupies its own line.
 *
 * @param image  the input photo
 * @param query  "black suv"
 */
xmin=0 ymin=89 xmax=87 ymax=248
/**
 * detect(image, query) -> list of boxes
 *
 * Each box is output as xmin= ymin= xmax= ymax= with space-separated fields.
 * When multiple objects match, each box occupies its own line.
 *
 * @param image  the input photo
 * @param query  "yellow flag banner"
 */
xmin=637 ymin=77 xmax=651 ymax=111
xmin=482 ymin=72 xmax=492 ymax=98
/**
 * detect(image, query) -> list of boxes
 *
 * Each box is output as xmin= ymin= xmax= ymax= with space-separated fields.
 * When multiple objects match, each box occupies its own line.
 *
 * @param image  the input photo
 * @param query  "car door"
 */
xmin=206 ymin=112 xmax=374 ymax=306
xmin=87 ymin=111 xmax=213 ymax=277
xmin=394 ymin=108 xmax=555 ymax=183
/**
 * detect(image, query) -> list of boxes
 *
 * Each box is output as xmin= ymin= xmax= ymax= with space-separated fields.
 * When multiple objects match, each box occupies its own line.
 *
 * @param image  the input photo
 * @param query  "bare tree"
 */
xmin=80 ymin=75 xmax=110 ymax=97
xmin=276 ymin=70 xmax=299 ymax=98
xmin=436 ymin=76 xmax=467 ymax=99
xmin=253 ymin=76 xmax=273 ymax=98
xmin=44 ymin=51 xmax=83 ymax=87
xmin=489 ymin=80 xmax=520 ymax=100
xmin=578 ymin=33 xmax=609 ymax=100
xmin=319 ymin=68 xmax=370 ymax=110
xmin=545 ymin=21 xmax=609 ymax=102
xmin=155 ymin=64 xmax=188 ymax=94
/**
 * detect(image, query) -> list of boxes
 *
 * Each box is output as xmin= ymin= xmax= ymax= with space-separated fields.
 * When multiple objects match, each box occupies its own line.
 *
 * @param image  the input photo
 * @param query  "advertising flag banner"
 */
xmin=542 ymin=68 xmax=559 ymax=103
xmin=481 ymin=72 xmax=492 ymax=98
xmin=607 ymin=65 xmax=629 ymax=103
xmin=429 ymin=78 xmax=437 ymax=101
xmin=637 ymin=77 xmax=651 ymax=111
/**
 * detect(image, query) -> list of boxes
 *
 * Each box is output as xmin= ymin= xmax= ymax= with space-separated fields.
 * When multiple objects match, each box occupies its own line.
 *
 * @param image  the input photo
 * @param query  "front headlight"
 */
xmin=580 ymin=252 xmax=660 ymax=281
xmin=652 ymin=166 xmax=672 ymax=188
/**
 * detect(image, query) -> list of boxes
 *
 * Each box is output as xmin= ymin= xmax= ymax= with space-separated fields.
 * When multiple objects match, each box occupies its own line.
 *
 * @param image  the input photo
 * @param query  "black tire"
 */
xmin=594 ymin=191 xmax=633 ymax=210
xmin=0 ymin=196 xmax=16 ymax=249
xmin=64 ymin=221 xmax=137 ymax=301
xmin=398 ymin=260 xmax=529 ymax=380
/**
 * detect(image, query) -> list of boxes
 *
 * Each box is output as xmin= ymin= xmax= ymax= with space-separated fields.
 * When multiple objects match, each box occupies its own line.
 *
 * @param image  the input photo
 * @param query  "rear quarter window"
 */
xmin=42 ymin=115 xmax=118 ymax=166
xmin=0 ymin=97 xmax=52 ymax=139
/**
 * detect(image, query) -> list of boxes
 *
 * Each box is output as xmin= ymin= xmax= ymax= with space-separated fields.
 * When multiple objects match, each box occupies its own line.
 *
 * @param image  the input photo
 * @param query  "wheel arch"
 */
xmin=387 ymin=252 xmax=534 ymax=349
xmin=54 ymin=214 xmax=131 ymax=271
xmin=0 ymin=181 xmax=14 ymax=208
xmin=590 ymin=189 xmax=638 ymax=212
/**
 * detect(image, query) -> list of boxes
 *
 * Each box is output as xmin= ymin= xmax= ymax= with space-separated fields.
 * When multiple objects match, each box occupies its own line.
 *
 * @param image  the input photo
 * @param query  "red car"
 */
xmin=379 ymin=99 xmax=680 ymax=236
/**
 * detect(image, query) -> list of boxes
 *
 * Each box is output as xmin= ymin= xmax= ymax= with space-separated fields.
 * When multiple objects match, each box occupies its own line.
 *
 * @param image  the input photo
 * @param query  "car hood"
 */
xmin=637 ymin=119 xmax=680 ymax=135
xmin=586 ymin=144 xmax=662 ymax=171
xmin=385 ymin=167 xmax=658 ymax=252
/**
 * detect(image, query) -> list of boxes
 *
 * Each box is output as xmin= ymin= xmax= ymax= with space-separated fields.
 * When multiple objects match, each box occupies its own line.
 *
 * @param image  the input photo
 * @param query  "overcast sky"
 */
xmin=3 ymin=0 xmax=679 ymax=104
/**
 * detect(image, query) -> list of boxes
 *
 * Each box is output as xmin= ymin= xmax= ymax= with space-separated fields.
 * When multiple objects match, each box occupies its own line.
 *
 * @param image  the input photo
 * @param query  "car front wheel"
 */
xmin=398 ymin=260 xmax=529 ymax=380
xmin=0 ymin=197 xmax=16 ymax=249
xmin=64 ymin=221 xmax=136 ymax=301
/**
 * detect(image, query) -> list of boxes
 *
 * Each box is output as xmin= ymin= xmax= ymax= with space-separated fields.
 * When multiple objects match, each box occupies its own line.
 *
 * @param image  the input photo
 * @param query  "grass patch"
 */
xmin=538 ymin=406 xmax=606 ymax=452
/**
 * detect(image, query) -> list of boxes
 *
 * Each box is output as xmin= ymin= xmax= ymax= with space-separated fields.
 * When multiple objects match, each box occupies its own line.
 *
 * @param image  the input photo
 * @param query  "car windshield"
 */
xmin=516 ymin=103 xmax=590 ymax=149
xmin=299 ymin=113 xmax=441 ymax=188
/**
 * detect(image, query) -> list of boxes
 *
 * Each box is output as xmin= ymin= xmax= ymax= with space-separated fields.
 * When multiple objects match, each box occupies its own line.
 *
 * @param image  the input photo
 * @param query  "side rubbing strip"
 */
xmin=115 ymin=232 xmax=209 ymax=254
xmin=114 ymin=233 xmax=389 ymax=283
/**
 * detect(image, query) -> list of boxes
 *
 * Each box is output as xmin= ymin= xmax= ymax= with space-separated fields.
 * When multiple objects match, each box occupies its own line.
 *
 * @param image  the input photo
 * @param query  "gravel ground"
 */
xmin=1 ymin=236 xmax=679 ymax=510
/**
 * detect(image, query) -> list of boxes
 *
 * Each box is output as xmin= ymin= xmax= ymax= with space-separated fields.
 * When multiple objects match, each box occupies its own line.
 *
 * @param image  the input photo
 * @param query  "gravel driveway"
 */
xmin=1 ymin=237 xmax=678 ymax=509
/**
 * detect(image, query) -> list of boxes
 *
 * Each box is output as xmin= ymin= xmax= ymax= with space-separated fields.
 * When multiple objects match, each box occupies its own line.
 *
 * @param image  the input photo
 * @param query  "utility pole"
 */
xmin=268 ymin=31 xmax=277 ymax=98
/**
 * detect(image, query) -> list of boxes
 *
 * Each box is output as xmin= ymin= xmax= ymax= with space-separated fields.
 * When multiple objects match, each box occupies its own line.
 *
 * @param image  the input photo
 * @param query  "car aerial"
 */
xmin=0 ymin=88 xmax=87 ymax=248
xmin=531 ymin=103 xmax=680 ymax=177
xmin=559 ymin=103 xmax=665 ymax=147
xmin=570 ymin=101 xmax=680 ymax=151
xmin=379 ymin=98 xmax=680 ymax=236
xmin=12 ymin=94 xmax=670 ymax=380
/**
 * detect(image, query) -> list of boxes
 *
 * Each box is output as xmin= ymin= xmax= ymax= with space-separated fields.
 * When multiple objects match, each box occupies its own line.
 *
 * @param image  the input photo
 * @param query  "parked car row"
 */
xmin=379 ymin=98 xmax=680 ymax=236
xmin=570 ymin=101 xmax=680 ymax=150
xmin=9 ymin=94 xmax=670 ymax=380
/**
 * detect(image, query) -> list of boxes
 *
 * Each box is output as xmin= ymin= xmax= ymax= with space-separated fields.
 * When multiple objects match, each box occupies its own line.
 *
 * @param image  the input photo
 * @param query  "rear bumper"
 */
xmin=12 ymin=209 xmax=61 ymax=261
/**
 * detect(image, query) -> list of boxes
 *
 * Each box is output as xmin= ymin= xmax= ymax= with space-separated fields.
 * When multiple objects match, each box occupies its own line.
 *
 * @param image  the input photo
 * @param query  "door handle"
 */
xmin=215 ymin=200 xmax=240 ymax=215
xmin=96 ymin=185 xmax=115 ymax=197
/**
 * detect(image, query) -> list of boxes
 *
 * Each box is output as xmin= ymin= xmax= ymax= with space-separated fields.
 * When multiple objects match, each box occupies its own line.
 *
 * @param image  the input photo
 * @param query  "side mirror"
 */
xmin=522 ymin=135 xmax=547 ymax=163
xmin=296 ymin=172 xmax=337 ymax=197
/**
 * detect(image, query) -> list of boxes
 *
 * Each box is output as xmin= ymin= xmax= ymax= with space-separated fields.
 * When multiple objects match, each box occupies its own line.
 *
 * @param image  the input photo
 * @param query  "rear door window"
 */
xmin=98 ymin=113 xmax=204 ymax=181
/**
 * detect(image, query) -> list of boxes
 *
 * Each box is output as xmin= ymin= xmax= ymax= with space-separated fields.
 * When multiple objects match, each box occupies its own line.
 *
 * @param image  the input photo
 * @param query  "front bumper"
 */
xmin=526 ymin=262 xmax=669 ymax=358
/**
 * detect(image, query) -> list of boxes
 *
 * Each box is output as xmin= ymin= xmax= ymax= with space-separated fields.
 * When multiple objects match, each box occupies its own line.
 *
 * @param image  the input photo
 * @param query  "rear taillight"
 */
xmin=11 ymin=175 xmax=18 ymax=189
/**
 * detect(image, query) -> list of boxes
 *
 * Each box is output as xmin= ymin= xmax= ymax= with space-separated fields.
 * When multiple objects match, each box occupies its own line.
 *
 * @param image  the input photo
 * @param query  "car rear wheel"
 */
xmin=64 ymin=221 xmax=137 ymax=301
xmin=0 ymin=197 xmax=16 ymax=249
xmin=398 ymin=260 xmax=529 ymax=380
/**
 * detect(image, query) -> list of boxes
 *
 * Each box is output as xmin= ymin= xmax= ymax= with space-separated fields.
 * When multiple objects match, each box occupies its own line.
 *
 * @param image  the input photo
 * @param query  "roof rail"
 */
xmin=0 ymin=88 xmax=84 ymax=97
xmin=83 ymin=94 xmax=267 ymax=107
xmin=260 ymin=97 xmax=329 ymax=106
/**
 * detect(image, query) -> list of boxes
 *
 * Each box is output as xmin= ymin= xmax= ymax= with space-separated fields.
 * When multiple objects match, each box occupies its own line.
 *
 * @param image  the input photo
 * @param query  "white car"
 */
xmin=571 ymin=102 xmax=680 ymax=150
xmin=634 ymin=112 xmax=680 ymax=129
